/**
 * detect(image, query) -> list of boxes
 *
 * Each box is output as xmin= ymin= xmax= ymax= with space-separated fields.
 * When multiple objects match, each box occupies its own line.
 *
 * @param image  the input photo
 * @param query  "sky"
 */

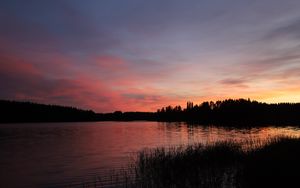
xmin=1 ymin=0 xmax=300 ymax=112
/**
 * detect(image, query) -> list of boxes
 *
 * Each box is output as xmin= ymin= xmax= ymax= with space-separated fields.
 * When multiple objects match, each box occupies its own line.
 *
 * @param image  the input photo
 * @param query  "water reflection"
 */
xmin=0 ymin=122 xmax=300 ymax=187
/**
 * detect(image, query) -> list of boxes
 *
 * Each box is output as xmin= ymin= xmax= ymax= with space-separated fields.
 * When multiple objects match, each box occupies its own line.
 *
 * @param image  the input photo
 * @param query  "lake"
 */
xmin=1 ymin=121 xmax=300 ymax=187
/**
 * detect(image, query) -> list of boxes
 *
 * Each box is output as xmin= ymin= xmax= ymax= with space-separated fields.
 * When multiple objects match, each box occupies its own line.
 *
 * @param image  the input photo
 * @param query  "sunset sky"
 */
xmin=1 ymin=0 xmax=300 ymax=112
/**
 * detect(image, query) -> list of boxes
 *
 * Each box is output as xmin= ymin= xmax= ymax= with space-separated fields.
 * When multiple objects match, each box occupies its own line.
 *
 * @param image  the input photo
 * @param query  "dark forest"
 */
xmin=1 ymin=99 xmax=300 ymax=125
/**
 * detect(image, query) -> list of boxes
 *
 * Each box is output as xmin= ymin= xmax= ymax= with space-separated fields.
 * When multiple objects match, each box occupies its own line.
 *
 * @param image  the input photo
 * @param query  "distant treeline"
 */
xmin=1 ymin=99 xmax=300 ymax=125
xmin=0 ymin=100 xmax=155 ymax=123
xmin=156 ymin=99 xmax=300 ymax=125
xmin=0 ymin=100 xmax=97 ymax=123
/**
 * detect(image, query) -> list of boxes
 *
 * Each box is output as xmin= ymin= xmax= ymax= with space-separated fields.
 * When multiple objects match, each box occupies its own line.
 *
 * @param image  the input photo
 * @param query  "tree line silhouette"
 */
xmin=156 ymin=98 xmax=300 ymax=125
xmin=1 ymin=98 xmax=300 ymax=125
xmin=0 ymin=100 xmax=97 ymax=123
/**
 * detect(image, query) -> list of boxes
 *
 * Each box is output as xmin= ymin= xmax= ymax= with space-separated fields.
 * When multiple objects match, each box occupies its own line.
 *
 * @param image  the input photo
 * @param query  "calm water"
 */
xmin=1 ymin=121 xmax=300 ymax=188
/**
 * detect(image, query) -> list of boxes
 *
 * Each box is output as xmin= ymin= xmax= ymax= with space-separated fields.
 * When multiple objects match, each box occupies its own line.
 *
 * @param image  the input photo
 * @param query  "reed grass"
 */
xmin=81 ymin=136 xmax=300 ymax=187
xmin=127 ymin=136 xmax=300 ymax=188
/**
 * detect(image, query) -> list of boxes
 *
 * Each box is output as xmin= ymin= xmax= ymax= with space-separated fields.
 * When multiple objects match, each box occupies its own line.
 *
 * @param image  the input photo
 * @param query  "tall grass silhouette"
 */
xmin=95 ymin=136 xmax=300 ymax=188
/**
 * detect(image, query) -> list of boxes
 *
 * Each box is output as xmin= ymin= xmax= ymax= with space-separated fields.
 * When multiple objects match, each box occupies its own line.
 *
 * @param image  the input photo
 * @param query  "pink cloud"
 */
xmin=0 ymin=55 xmax=41 ymax=76
xmin=0 ymin=53 xmax=182 ymax=112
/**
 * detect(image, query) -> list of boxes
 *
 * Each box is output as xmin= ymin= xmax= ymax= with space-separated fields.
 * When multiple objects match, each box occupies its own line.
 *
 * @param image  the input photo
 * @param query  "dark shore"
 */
xmin=1 ymin=99 xmax=300 ymax=126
